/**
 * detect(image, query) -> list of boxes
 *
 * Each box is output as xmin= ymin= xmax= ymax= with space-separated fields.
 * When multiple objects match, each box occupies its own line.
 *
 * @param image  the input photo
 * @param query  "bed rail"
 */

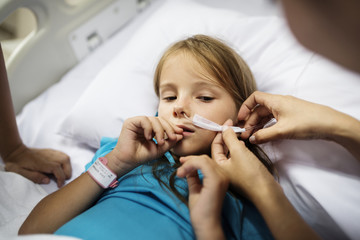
xmin=0 ymin=0 xmax=143 ymax=113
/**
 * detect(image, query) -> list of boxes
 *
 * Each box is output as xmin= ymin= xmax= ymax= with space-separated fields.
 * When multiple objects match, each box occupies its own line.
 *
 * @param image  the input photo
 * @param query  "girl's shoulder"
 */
xmin=85 ymin=137 xmax=118 ymax=171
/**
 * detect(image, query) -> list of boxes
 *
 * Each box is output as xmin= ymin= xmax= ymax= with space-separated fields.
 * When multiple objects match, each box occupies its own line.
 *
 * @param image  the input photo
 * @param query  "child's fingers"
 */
xmin=148 ymin=117 xmax=166 ymax=144
xmin=157 ymin=117 xmax=181 ymax=141
xmin=131 ymin=116 xmax=153 ymax=140
xmin=149 ymin=117 xmax=184 ymax=145
xmin=159 ymin=133 xmax=183 ymax=154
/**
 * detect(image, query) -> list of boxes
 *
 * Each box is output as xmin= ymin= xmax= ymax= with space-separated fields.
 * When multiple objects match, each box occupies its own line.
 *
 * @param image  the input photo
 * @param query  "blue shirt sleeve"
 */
xmin=84 ymin=137 xmax=118 ymax=171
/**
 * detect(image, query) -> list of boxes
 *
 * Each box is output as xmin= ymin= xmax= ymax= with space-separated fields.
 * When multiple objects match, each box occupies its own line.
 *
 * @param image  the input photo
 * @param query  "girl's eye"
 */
xmin=198 ymin=96 xmax=214 ymax=102
xmin=163 ymin=96 xmax=177 ymax=101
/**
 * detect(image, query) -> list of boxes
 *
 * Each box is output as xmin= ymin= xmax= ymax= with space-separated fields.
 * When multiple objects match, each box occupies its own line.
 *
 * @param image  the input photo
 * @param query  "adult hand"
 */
xmin=212 ymin=119 xmax=276 ymax=200
xmin=107 ymin=116 xmax=183 ymax=176
xmin=3 ymin=144 xmax=71 ymax=187
xmin=238 ymin=91 xmax=351 ymax=144
xmin=177 ymin=155 xmax=228 ymax=240
xmin=213 ymin=123 xmax=321 ymax=240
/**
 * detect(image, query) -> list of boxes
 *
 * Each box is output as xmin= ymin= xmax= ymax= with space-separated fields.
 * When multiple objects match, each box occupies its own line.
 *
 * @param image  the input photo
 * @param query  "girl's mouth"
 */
xmin=177 ymin=124 xmax=195 ymax=136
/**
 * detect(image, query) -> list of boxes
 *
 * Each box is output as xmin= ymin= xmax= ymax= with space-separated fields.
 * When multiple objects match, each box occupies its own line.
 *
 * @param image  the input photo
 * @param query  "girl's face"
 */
xmin=157 ymin=52 xmax=238 ymax=156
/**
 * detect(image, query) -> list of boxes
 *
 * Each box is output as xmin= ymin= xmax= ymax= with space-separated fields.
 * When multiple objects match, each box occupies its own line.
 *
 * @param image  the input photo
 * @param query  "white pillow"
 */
xmin=58 ymin=0 xmax=312 ymax=148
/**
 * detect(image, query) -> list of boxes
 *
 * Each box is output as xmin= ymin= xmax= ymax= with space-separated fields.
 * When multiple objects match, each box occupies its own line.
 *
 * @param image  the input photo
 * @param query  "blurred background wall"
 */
xmin=0 ymin=0 xmax=88 ymax=63
xmin=0 ymin=8 xmax=36 ymax=63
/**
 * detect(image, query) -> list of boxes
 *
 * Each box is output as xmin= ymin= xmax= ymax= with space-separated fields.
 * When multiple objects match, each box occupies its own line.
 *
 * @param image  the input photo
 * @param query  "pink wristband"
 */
xmin=87 ymin=157 xmax=118 ymax=188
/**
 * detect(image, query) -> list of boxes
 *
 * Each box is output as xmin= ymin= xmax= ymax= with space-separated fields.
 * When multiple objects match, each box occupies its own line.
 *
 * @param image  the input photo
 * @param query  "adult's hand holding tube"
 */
xmin=238 ymin=91 xmax=328 ymax=142
xmin=238 ymin=91 xmax=360 ymax=161
xmin=212 ymin=120 xmax=275 ymax=200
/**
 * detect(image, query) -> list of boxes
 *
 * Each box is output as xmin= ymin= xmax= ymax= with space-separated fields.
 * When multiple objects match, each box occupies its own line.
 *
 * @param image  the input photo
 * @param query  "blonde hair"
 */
xmin=154 ymin=34 xmax=256 ymax=109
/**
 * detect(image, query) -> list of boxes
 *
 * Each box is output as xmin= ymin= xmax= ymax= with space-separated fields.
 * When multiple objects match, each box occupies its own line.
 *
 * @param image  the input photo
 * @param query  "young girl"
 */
xmin=19 ymin=35 xmax=275 ymax=239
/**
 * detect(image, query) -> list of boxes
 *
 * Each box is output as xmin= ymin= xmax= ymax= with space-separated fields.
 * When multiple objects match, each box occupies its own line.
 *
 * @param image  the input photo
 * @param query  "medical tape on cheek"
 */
xmin=191 ymin=114 xmax=246 ymax=133
xmin=189 ymin=114 xmax=277 ymax=133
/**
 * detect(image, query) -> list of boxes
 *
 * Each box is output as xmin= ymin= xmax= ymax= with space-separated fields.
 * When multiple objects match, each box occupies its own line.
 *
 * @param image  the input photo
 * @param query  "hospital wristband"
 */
xmin=87 ymin=157 xmax=119 ymax=188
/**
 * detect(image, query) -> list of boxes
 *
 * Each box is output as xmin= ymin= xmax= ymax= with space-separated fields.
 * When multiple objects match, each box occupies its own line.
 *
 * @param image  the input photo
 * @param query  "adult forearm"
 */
xmin=251 ymin=182 xmax=320 ymax=240
xmin=19 ymin=173 xmax=104 ymax=234
xmin=0 ymin=44 xmax=23 ymax=160
xmin=330 ymin=111 xmax=360 ymax=161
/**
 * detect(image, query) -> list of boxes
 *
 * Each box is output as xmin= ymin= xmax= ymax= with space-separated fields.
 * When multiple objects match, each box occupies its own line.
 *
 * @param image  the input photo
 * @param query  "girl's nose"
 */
xmin=173 ymin=105 xmax=187 ymax=118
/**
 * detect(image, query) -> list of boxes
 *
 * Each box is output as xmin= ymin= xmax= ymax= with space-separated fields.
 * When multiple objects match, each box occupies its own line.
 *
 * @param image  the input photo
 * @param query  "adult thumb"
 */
xmin=250 ymin=127 xmax=279 ymax=144
xmin=222 ymin=127 xmax=247 ymax=153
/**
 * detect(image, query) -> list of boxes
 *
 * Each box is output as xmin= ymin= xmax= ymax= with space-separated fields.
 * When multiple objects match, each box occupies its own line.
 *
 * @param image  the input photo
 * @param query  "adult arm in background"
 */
xmin=0 ymin=44 xmax=71 ymax=187
xmin=238 ymin=91 xmax=360 ymax=161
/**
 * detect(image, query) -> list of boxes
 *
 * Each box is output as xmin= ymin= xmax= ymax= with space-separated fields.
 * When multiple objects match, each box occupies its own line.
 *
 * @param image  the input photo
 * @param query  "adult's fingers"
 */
xmin=238 ymin=91 xmax=273 ymax=121
xmin=240 ymin=105 xmax=274 ymax=139
xmin=249 ymin=125 xmax=284 ymax=144
xmin=42 ymin=163 xmax=67 ymax=187
xmin=33 ymin=149 xmax=72 ymax=186
xmin=177 ymin=156 xmax=198 ymax=178
xmin=221 ymin=127 xmax=247 ymax=154
xmin=44 ymin=149 xmax=72 ymax=179
xmin=211 ymin=132 xmax=228 ymax=163
xmin=5 ymin=163 xmax=50 ymax=184
xmin=62 ymin=156 xmax=72 ymax=180
xmin=211 ymin=119 xmax=233 ymax=163
xmin=177 ymin=156 xmax=218 ymax=180
xmin=184 ymin=167 xmax=202 ymax=196
xmin=27 ymin=160 xmax=66 ymax=187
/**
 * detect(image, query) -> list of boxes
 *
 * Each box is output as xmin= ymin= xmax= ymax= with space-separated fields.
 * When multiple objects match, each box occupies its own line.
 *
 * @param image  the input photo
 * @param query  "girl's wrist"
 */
xmin=104 ymin=150 xmax=134 ymax=177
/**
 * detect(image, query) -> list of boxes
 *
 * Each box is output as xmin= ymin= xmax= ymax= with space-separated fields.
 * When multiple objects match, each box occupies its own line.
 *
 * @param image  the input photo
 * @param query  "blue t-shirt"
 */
xmin=55 ymin=137 xmax=273 ymax=240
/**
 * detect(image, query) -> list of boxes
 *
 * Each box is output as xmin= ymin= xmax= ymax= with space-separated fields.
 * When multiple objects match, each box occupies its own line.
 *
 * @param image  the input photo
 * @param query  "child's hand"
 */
xmin=106 ymin=116 xmax=183 ymax=176
xmin=177 ymin=155 xmax=228 ymax=240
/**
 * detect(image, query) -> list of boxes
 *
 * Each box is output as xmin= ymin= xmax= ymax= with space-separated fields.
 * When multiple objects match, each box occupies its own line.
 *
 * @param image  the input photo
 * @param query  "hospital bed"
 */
xmin=0 ymin=0 xmax=360 ymax=239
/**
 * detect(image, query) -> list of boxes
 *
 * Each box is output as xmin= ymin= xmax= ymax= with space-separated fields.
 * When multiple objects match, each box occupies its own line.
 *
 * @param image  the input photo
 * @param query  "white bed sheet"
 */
xmin=1 ymin=0 xmax=360 ymax=239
